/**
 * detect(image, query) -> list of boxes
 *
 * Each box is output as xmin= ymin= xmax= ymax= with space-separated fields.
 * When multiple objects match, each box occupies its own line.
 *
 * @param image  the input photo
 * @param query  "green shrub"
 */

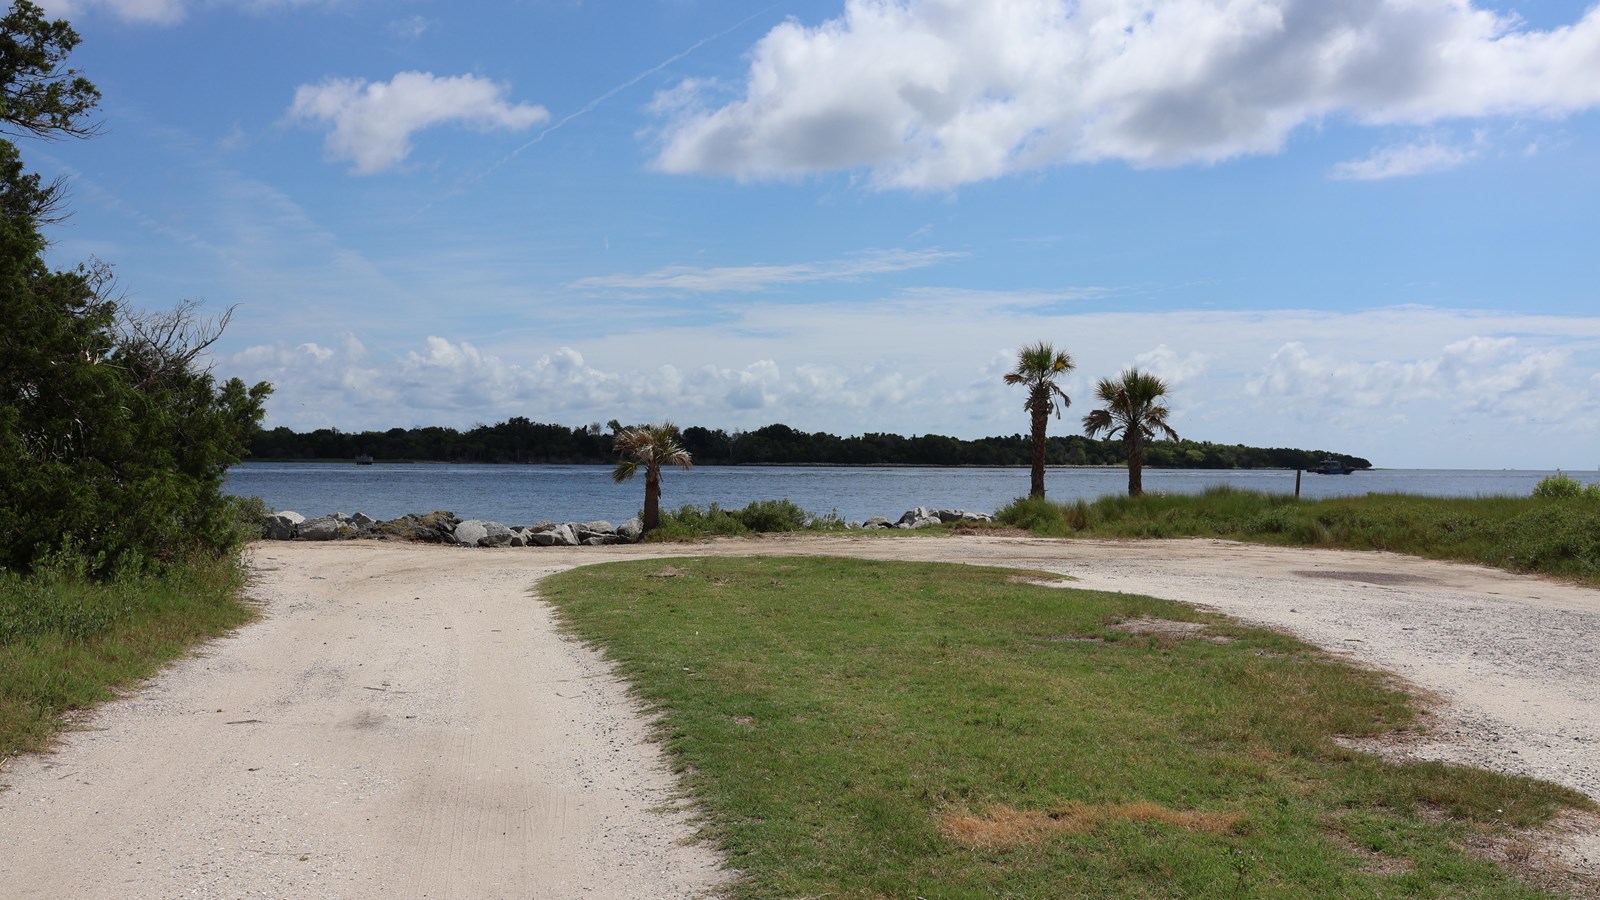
xmin=736 ymin=498 xmax=811 ymax=532
xmin=1533 ymin=472 xmax=1585 ymax=500
xmin=994 ymin=496 xmax=1066 ymax=534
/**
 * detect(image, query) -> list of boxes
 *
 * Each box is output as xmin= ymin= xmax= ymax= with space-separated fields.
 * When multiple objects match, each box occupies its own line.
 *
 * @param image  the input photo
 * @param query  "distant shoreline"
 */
xmin=241 ymin=459 xmax=1372 ymax=471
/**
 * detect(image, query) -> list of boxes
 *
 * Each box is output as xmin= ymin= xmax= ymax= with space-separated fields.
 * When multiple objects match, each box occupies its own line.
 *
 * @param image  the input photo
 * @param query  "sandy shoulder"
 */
xmin=0 ymin=541 xmax=726 ymax=900
xmin=2 ymin=534 xmax=1597 ymax=897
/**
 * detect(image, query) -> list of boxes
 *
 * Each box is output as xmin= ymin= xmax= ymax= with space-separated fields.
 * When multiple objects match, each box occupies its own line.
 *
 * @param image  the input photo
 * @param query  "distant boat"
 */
xmin=354 ymin=454 xmax=374 ymax=465
xmin=1307 ymin=458 xmax=1355 ymax=475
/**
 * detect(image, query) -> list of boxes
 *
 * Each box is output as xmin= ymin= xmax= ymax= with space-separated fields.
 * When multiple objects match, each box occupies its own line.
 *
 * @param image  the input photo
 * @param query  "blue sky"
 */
xmin=27 ymin=0 xmax=1600 ymax=468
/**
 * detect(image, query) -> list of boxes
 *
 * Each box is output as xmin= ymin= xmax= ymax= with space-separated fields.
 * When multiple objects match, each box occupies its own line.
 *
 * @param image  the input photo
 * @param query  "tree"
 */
xmin=0 ymin=1 xmax=270 ymax=574
xmin=1004 ymin=341 xmax=1075 ymax=498
xmin=611 ymin=422 xmax=693 ymax=532
xmin=1 ymin=1 xmax=101 ymax=140
xmin=1082 ymin=368 xmax=1180 ymax=497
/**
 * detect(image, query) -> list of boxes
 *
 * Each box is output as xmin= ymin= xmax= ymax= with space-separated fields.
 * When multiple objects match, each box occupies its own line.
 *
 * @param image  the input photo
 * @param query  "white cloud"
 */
xmin=652 ymin=0 xmax=1600 ymax=189
xmin=219 ymin=303 xmax=1600 ymax=468
xmin=40 ymin=0 xmax=186 ymax=24
xmin=1331 ymin=139 xmax=1475 ymax=180
xmin=40 ymin=0 xmax=337 ymax=24
xmin=387 ymin=14 xmax=434 ymax=40
xmin=570 ymin=249 xmax=962 ymax=293
xmin=1134 ymin=344 xmax=1208 ymax=383
xmin=1248 ymin=335 xmax=1571 ymax=420
xmin=289 ymin=72 xmax=549 ymax=175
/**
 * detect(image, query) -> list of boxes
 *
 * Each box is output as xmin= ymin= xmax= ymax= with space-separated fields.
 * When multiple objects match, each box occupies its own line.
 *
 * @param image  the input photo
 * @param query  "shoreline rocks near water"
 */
xmin=260 ymin=506 xmax=993 ymax=547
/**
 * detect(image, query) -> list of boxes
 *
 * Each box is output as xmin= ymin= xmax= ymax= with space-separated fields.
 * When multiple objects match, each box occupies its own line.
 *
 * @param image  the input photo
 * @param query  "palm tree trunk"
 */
xmin=1029 ymin=406 xmax=1048 ymax=498
xmin=1127 ymin=437 xmax=1143 ymax=497
xmin=643 ymin=468 xmax=662 ymax=531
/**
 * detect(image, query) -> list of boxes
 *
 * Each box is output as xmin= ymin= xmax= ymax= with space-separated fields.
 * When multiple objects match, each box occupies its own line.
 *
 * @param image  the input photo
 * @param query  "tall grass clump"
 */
xmin=1 ymin=550 xmax=255 ymax=758
xmin=649 ymin=499 xmax=845 ymax=541
xmin=1532 ymin=472 xmax=1600 ymax=501
xmin=998 ymin=485 xmax=1600 ymax=584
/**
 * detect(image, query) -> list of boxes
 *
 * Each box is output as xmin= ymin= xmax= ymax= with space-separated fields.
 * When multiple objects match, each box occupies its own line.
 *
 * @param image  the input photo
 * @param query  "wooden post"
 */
xmin=1295 ymin=469 xmax=1302 ymax=499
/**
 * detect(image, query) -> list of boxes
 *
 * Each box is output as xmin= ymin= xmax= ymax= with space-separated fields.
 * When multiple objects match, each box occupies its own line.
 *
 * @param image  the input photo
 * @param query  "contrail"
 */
xmin=412 ymin=3 xmax=780 ymax=217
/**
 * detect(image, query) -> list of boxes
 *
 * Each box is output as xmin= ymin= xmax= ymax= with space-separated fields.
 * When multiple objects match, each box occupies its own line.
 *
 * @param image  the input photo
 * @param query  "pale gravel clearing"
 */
xmin=2 ymin=534 xmax=1597 ymax=896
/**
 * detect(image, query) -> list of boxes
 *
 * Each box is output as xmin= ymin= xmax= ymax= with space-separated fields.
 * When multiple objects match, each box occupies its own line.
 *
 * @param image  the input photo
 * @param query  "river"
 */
xmin=224 ymin=463 xmax=1600 ymax=526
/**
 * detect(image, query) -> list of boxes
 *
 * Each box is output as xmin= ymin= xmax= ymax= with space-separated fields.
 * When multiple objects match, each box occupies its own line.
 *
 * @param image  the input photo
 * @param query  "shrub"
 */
xmin=736 ymin=498 xmax=811 ymax=532
xmin=995 ymin=496 xmax=1066 ymax=534
xmin=1533 ymin=472 xmax=1585 ymax=500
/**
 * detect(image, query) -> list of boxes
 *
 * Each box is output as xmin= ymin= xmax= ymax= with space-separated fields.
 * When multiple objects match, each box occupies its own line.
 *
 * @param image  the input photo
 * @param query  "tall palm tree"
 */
xmin=612 ymin=421 xmax=693 ymax=532
xmin=1082 ymin=368 xmax=1179 ymax=497
xmin=1004 ymin=342 xmax=1075 ymax=499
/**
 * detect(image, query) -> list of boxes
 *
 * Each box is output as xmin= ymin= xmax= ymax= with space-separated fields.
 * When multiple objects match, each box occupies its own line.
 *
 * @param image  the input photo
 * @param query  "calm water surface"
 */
xmin=225 ymin=463 xmax=1600 ymax=526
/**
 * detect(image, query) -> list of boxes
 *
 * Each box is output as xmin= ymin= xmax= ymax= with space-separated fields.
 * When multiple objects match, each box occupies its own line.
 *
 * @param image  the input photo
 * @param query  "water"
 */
xmin=224 ymin=463 xmax=1600 ymax=526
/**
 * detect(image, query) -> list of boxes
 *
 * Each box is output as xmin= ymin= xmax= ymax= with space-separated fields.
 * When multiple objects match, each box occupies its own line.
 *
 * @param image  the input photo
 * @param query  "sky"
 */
xmin=23 ymin=0 xmax=1600 ymax=469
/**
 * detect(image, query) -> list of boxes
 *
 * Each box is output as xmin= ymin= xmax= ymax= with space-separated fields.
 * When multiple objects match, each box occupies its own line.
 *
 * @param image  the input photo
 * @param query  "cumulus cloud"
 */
xmin=1331 ymin=139 xmax=1475 ymax=180
xmin=289 ymin=72 xmax=549 ymax=174
xmin=1247 ymin=335 xmax=1570 ymax=420
xmin=651 ymin=0 xmax=1600 ymax=189
xmin=39 ymin=0 xmax=186 ymax=24
xmin=571 ymin=249 xmax=961 ymax=293
xmin=1134 ymin=344 xmax=1209 ymax=383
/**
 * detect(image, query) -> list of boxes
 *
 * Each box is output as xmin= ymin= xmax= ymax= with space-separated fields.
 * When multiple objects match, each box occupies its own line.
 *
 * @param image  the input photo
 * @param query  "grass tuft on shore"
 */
xmin=0 ymin=553 xmax=255 ymax=760
xmin=543 ymin=556 xmax=1591 ymax=898
xmin=996 ymin=487 xmax=1600 ymax=584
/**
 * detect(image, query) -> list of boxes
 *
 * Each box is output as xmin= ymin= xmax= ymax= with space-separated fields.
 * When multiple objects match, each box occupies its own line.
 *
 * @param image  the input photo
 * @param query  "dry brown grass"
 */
xmin=940 ymin=802 xmax=1246 ymax=850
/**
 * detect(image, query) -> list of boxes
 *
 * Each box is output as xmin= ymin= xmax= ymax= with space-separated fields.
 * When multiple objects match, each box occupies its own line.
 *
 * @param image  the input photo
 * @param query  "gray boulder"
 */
xmin=451 ymin=520 xmax=488 ymax=546
xmin=935 ymin=509 xmax=965 ymax=523
xmin=352 ymin=512 xmax=376 ymax=530
xmin=617 ymin=517 xmax=644 ymax=542
xmin=862 ymin=516 xmax=891 ymax=529
xmin=532 ymin=523 xmax=579 ymax=547
xmin=299 ymin=514 xmax=353 ymax=541
xmin=478 ymin=521 xmax=515 ymax=548
xmin=451 ymin=519 xmax=513 ymax=547
xmin=579 ymin=520 xmax=615 ymax=537
xmin=372 ymin=510 xmax=460 ymax=543
xmin=263 ymin=511 xmax=304 ymax=541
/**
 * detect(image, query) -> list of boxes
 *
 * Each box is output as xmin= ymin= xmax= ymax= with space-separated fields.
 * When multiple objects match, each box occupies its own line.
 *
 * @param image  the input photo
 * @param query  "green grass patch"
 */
xmin=648 ymin=498 xmax=848 ymax=541
xmin=543 ymin=557 xmax=1591 ymax=898
xmin=0 ymin=553 xmax=255 ymax=760
xmin=995 ymin=486 xmax=1600 ymax=585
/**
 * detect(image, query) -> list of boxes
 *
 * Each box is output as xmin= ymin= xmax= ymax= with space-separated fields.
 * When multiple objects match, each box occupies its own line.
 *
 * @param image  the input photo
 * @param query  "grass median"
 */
xmin=996 ymin=488 xmax=1600 ymax=585
xmin=0 ymin=554 xmax=255 ymax=761
xmin=543 ymin=556 xmax=1593 ymax=898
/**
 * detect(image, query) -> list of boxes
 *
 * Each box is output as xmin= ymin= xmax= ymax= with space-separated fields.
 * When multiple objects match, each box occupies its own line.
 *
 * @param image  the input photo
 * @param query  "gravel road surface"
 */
xmin=2 ymin=535 xmax=1596 ymax=896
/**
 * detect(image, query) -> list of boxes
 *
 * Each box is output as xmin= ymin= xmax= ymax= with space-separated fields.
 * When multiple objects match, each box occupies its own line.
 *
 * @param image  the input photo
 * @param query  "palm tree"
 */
xmin=612 ymin=421 xmax=693 ymax=532
xmin=1082 ymin=368 xmax=1179 ymax=497
xmin=1004 ymin=341 xmax=1076 ymax=499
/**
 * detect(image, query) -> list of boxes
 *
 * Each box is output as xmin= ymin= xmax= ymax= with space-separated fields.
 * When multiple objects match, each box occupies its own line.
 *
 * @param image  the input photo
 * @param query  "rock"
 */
xmin=352 ymin=512 xmax=376 ymax=530
xmin=935 ymin=509 xmax=964 ymax=523
xmin=529 ymin=529 xmax=559 ymax=547
xmin=508 ymin=532 xmax=527 ymax=548
xmin=962 ymin=511 xmax=994 ymax=523
xmin=896 ymin=507 xmax=933 ymax=526
xmin=263 ymin=511 xmax=304 ymax=540
xmin=462 ymin=520 xmax=513 ymax=548
xmin=370 ymin=510 xmax=460 ymax=543
xmin=480 ymin=522 xmax=514 ymax=548
xmin=299 ymin=514 xmax=353 ymax=541
xmin=895 ymin=508 xmax=942 ymax=529
xmin=548 ymin=523 xmax=580 ymax=547
xmin=579 ymin=520 xmax=616 ymax=536
xmin=862 ymin=516 xmax=891 ymax=528
xmin=617 ymin=518 xmax=643 ymax=542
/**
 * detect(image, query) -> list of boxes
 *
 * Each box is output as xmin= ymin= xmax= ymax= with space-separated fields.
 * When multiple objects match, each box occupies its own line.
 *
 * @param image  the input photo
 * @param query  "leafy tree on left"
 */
xmin=0 ymin=1 xmax=271 ymax=574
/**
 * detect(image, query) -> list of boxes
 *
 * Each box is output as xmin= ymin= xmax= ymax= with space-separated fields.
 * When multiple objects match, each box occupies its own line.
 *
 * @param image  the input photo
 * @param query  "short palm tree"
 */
xmin=612 ymin=421 xmax=693 ymax=532
xmin=1082 ymin=368 xmax=1179 ymax=497
xmin=1004 ymin=341 xmax=1075 ymax=499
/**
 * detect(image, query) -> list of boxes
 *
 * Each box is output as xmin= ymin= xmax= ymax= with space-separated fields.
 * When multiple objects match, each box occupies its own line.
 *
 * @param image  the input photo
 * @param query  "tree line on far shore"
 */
xmin=248 ymin=419 xmax=1371 ymax=472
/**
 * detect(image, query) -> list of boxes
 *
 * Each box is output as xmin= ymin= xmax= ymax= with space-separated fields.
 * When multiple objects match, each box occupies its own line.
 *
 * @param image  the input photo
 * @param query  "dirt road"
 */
xmin=2 ymin=535 xmax=1597 ymax=897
